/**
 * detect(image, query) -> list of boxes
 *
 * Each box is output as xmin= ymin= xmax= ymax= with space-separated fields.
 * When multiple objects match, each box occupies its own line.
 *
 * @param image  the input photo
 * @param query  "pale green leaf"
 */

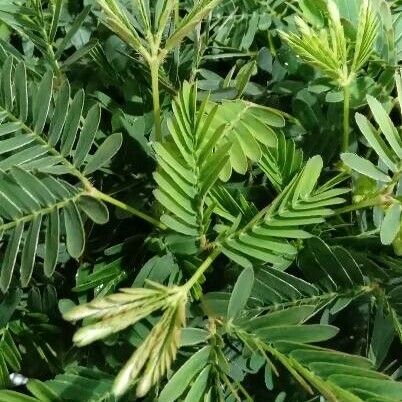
xmin=64 ymin=202 xmax=85 ymax=259
xmin=84 ymin=133 xmax=122 ymax=175
xmin=158 ymin=347 xmax=211 ymax=402
xmin=380 ymin=204 xmax=401 ymax=245
xmin=20 ymin=215 xmax=42 ymax=287
xmin=77 ymin=195 xmax=109 ymax=225
xmin=227 ymin=266 xmax=254 ymax=319
xmin=341 ymin=153 xmax=391 ymax=182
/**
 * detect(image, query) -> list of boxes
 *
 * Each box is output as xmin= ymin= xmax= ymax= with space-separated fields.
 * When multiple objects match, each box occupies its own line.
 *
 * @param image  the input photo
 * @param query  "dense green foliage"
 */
xmin=0 ymin=0 xmax=402 ymax=401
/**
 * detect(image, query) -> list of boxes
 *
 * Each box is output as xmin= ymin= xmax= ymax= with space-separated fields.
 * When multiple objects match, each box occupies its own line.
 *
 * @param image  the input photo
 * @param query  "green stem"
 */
xmin=254 ymin=285 xmax=374 ymax=314
xmin=0 ymin=191 xmax=86 ymax=232
xmin=221 ymin=373 xmax=242 ymax=402
xmin=183 ymin=247 xmax=222 ymax=291
xmin=150 ymin=59 xmax=162 ymax=142
xmin=39 ymin=23 xmax=61 ymax=75
xmin=342 ymin=84 xmax=351 ymax=152
xmin=334 ymin=196 xmax=383 ymax=216
xmin=92 ymin=188 xmax=166 ymax=230
xmin=265 ymin=345 xmax=314 ymax=395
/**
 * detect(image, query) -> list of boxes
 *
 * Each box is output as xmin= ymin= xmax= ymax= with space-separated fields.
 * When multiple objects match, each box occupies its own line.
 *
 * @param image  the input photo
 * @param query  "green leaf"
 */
xmin=44 ymin=209 xmax=60 ymax=277
xmin=15 ymin=61 xmax=27 ymax=122
xmin=11 ymin=167 xmax=55 ymax=206
xmin=158 ymin=346 xmax=211 ymax=402
xmin=20 ymin=214 xmax=42 ymax=287
xmin=180 ymin=328 xmax=209 ymax=347
xmin=380 ymin=204 xmax=401 ymax=245
xmin=367 ymin=95 xmax=402 ymax=159
xmin=341 ymin=153 xmax=391 ymax=182
xmin=329 ymin=375 xmax=402 ymax=399
xmin=77 ymin=195 xmax=109 ymax=224
xmin=33 ymin=70 xmax=53 ymax=134
xmin=183 ymin=365 xmax=211 ymax=402
xmin=0 ymin=289 xmax=22 ymax=328
xmin=61 ymin=89 xmax=84 ymax=156
xmin=0 ymin=390 xmax=39 ymax=402
xmin=351 ymin=0 xmax=378 ymax=72
xmin=84 ymin=133 xmax=122 ymax=175
xmin=369 ymin=307 xmax=394 ymax=368
xmin=63 ymin=201 xmax=85 ymax=259
xmin=256 ymin=324 xmax=339 ymax=343
xmin=0 ymin=122 xmax=22 ymax=136
xmin=243 ymin=306 xmax=316 ymax=330
xmin=26 ymin=379 xmax=62 ymax=402
xmin=235 ymin=61 xmax=256 ymax=97
xmin=45 ymin=367 xmax=113 ymax=401
xmin=355 ymin=112 xmax=397 ymax=172
xmin=258 ymin=133 xmax=304 ymax=192
xmin=48 ymin=81 xmax=70 ymax=146
xmin=74 ymin=105 xmax=101 ymax=167
xmin=299 ymin=238 xmax=364 ymax=291
xmin=155 ymin=83 xmax=231 ymax=240
xmin=0 ymin=223 xmax=24 ymax=293
xmin=49 ymin=0 xmax=63 ymax=42
xmin=294 ymin=156 xmax=323 ymax=200
xmin=0 ymin=136 xmax=35 ymax=156
xmin=227 ymin=266 xmax=254 ymax=319
xmin=220 ymin=159 xmax=344 ymax=268
xmin=73 ymin=258 xmax=124 ymax=293
xmin=1 ymin=56 xmax=13 ymax=111
xmin=54 ymin=5 xmax=92 ymax=59
xmin=164 ymin=0 xmax=221 ymax=51
xmin=205 ymin=99 xmax=281 ymax=180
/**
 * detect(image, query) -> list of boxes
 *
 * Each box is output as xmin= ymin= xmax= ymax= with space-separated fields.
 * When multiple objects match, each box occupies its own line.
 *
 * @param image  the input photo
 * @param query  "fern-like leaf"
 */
xmin=281 ymin=0 xmax=378 ymax=85
xmin=258 ymin=132 xmax=304 ymax=192
xmin=280 ymin=14 xmax=344 ymax=82
xmin=0 ymin=57 xmax=122 ymax=182
xmin=154 ymin=82 xmax=230 ymax=239
xmin=204 ymin=238 xmax=367 ymax=316
xmin=219 ymin=156 xmax=348 ymax=268
xmin=0 ymin=2 xmax=92 ymax=71
xmin=0 ymin=58 xmax=126 ymax=291
xmin=98 ymin=0 xmax=221 ymax=58
xmin=114 ymin=300 xmax=185 ymax=397
xmin=352 ymin=0 xmax=379 ymax=73
xmin=269 ymin=341 xmax=402 ymax=401
xmin=64 ymin=283 xmax=188 ymax=397
xmin=224 ymin=259 xmax=402 ymax=402
xmin=205 ymin=99 xmax=285 ymax=180
xmin=0 ymin=170 xmax=109 ymax=292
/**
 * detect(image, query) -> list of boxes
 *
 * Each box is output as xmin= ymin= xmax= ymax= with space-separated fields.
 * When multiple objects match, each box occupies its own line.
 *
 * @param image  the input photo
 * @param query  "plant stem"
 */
xmin=92 ymin=188 xmax=166 ymax=230
xmin=183 ymin=247 xmax=222 ymax=291
xmin=342 ymin=84 xmax=351 ymax=152
xmin=0 ymin=191 xmax=85 ymax=233
xmin=150 ymin=59 xmax=162 ymax=142
xmin=334 ymin=196 xmax=382 ymax=216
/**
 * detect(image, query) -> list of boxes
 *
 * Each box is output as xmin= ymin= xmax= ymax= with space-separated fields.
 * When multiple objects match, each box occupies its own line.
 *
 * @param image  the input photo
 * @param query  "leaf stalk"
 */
xmin=342 ymin=83 xmax=351 ymax=152
xmin=150 ymin=57 xmax=162 ymax=142
xmin=182 ymin=247 xmax=222 ymax=291
xmin=91 ymin=188 xmax=166 ymax=229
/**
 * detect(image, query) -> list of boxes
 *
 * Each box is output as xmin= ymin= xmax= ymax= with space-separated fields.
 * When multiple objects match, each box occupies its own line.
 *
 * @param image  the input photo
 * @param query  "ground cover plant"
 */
xmin=0 ymin=0 xmax=402 ymax=401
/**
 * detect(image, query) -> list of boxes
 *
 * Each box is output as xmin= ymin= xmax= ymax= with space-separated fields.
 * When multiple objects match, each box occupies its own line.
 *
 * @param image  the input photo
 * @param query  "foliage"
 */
xmin=0 ymin=0 xmax=400 ymax=401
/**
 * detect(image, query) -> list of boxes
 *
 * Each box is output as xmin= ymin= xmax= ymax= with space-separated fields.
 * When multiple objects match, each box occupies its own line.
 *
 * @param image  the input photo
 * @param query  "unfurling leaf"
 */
xmin=114 ymin=299 xmax=186 ymax=397
xmin=64 ymin=283 xmax=188 ymax=397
